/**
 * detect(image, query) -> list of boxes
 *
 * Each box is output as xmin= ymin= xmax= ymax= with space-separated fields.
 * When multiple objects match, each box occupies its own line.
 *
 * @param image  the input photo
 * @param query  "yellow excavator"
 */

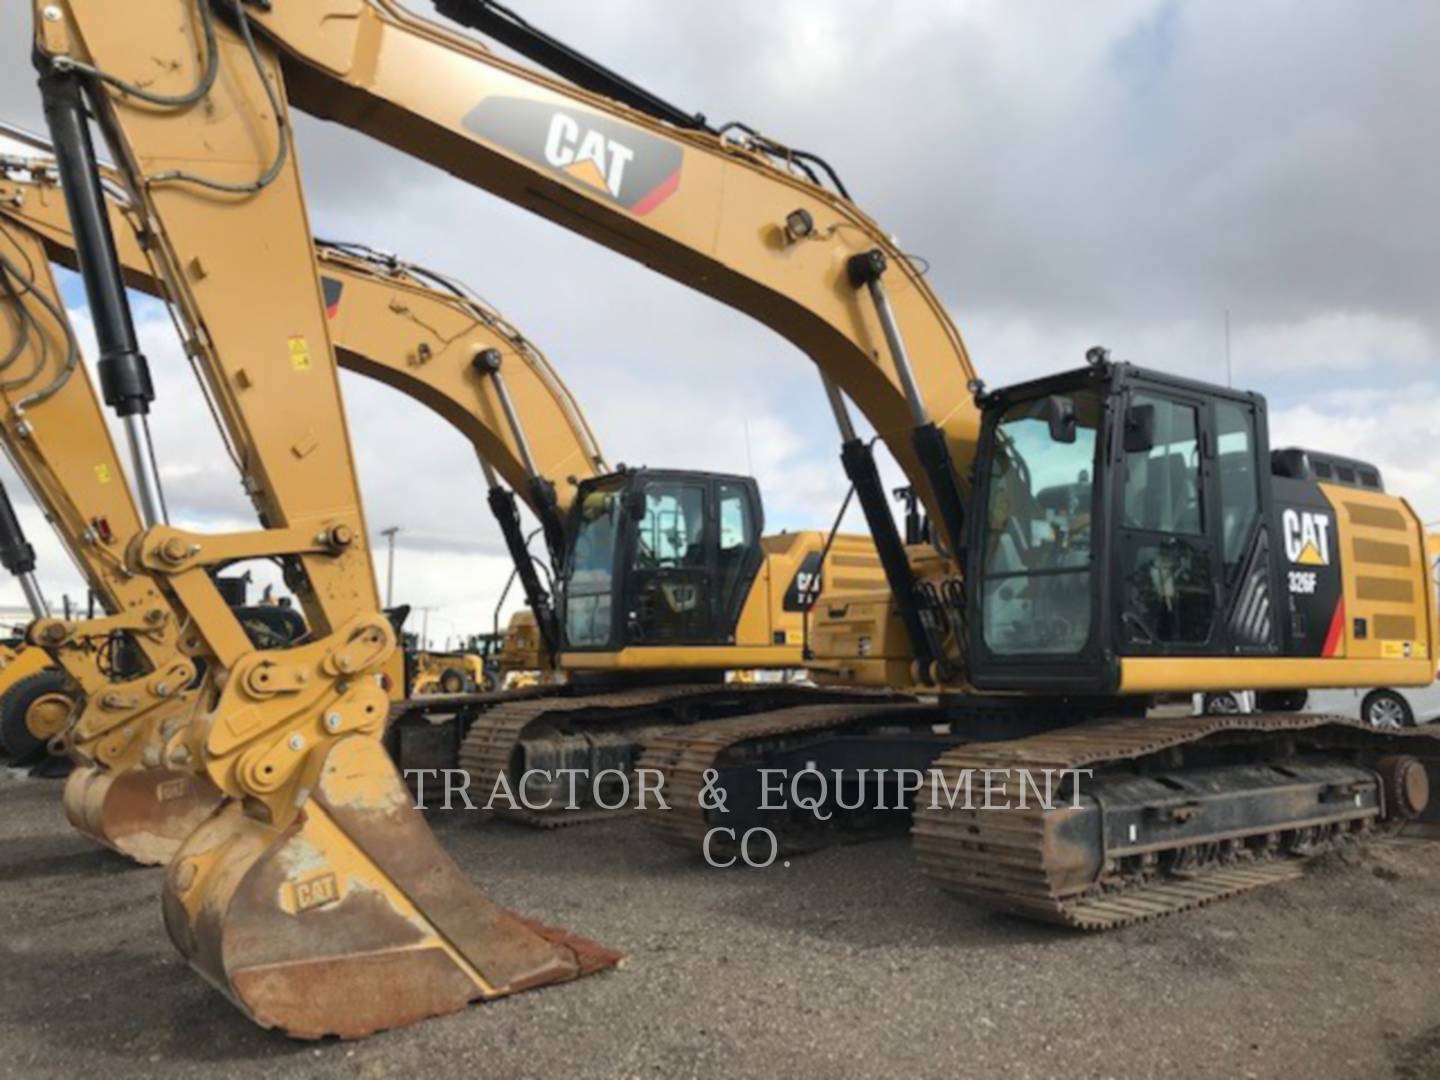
xmin=1 ymin=146 xmax=885 ymax=829
xmin=313 ymin=237 xmax=889 ymax=826
xmin=21 ymin=5 xmax=630 ymax=1037
xmin=22 ymin=0 xmax=1438 ymax=1039
xmin=60 ymin=0 xmax=1430 ymax=918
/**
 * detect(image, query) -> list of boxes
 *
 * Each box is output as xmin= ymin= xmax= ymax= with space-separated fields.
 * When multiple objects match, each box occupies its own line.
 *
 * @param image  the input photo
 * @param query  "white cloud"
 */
xmin=1270 ymin=387 xmax=1440 ymax=525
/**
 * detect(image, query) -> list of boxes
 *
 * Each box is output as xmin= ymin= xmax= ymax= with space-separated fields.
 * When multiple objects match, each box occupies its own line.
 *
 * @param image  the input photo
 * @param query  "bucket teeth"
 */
xmin=62 ymin=764 xmax=223 ymax=866
xmin=161 ymin=734 xmax=619 ymax=1039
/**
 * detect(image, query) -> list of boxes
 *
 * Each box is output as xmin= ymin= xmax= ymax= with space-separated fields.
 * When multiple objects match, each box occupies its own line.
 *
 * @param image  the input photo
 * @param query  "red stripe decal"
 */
xmin=1321 ymin=598 xmax=1346 ymax=658
xmin=630 ymin=167 xmax=681 ymax=216
xmin=325 ymin=302 xmax=339 ymax=320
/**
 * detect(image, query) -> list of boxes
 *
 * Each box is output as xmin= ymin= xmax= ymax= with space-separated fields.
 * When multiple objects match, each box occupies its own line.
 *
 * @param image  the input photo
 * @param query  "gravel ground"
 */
xmin=3 ymin=765 xmax=1440 ymax=1080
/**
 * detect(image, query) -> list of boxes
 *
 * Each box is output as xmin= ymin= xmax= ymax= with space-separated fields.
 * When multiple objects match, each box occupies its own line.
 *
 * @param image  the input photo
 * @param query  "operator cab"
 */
xmin=560 ymin=468 xmax=764 ymax=651
xmin=965 ymin=358 xmax=1360 ymax=694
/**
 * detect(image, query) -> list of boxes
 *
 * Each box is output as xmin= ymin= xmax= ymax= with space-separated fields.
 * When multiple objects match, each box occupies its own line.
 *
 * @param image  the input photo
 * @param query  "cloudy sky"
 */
xmin=0 ymin=1 xmax=1436 ymax=644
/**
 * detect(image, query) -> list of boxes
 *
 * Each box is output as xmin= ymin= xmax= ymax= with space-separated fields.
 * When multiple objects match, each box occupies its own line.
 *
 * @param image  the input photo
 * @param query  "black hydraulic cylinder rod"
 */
xmin=485 ymin=485 xmax=560 ymax=662
xmin=0 ymin=477 xmax=36 ymax=578
xmin=838 ymin=438 xmax=935 ymax=681
xmin=36 ymin=69 xmax=154 ymax=418
xmin=0 ymin=476 xmax=47 ymax=618
xmin=471 ymin=348 xmax=569 ymax=574
xmin=433 ymin=1 xmax=712 ymax=133
xmin=847 ymin=249 xmax=968 ymax=557
xmin=910 ymin=422 xmax=968 ymax=557
xmin=525 ymin=476 xmax=567 ymax=576
xmin=38 ymin=66 xmax=165 ymax=525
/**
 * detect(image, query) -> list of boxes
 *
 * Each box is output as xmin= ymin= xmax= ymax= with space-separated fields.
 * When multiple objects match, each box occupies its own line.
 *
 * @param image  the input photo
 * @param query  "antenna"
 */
xmin=1224 ymin=308 xmax=1233 ymax=388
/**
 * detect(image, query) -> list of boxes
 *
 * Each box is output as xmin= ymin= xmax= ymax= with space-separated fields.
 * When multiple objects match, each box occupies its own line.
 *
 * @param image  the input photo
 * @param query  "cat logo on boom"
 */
xmin=544 ymin=113 xmax=634 ymax=198
xmin=462 ymin=97 xmax=683 ymax=215
xmin=1282 ymin=508 xmax=1332 ymax=566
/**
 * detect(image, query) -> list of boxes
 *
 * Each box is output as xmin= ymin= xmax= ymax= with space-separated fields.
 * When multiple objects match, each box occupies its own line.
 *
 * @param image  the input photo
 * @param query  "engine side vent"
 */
xmin=1271 ymin=448 xmax=1383 ymax=492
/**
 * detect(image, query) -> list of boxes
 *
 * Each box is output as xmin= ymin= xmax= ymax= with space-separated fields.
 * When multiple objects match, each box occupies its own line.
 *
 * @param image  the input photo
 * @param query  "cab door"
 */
xmin=1114 ymin=388 xmax=1222 ymax=654
xmin=1208 ymin=395 xmax=1280 ymax=654
xmin=624 ymin=478 xmax=714 ymax=645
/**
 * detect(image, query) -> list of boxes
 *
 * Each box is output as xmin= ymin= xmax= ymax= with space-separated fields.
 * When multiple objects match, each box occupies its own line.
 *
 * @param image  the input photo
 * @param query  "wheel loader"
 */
xmin=411 ymin=650 xmax=490 ymax=695
xmin=0 ymin=637 xmax=68 ymax=764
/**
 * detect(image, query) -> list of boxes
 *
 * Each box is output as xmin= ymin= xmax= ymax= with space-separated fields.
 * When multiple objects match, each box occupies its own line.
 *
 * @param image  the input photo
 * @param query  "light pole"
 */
xmin=380 ymin=526 xmax=400 ymax=607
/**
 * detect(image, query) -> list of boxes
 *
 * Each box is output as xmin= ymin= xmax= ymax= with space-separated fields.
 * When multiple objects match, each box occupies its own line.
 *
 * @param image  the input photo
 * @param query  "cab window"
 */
xmin=980 ymin=391 xmax=1101 ymax=656
xmin=628 ymin=482 xmax=709 ymax=644
xmin=633 ymin=484 xmax=705 ymax=569
xmin=1215 ymin=400 xmax=1259 ymax=573
xmin=1119 ymin=394 xmax=1213 ymax=646
xmin=717 ymin=482 xmax=758 ymax=614
xmin=565 ymin=487 xmax=621 ymax=647
xmin=1122 ymin=395 xmax=1202 ymax=535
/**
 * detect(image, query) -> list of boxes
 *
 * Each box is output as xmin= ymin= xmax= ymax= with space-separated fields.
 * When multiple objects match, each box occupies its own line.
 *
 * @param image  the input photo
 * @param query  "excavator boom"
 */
xmin=224 ymin=0 xmax=1436 ymax=698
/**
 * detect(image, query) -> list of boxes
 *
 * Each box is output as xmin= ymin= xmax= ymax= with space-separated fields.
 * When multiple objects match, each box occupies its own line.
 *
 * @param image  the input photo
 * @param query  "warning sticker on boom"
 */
xmin=288 ymin=336 xmax=312 ymax=372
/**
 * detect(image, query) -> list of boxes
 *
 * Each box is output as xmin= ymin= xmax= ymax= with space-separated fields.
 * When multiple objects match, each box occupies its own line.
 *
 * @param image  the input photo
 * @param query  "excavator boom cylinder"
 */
xmin=37 ymin=68 xmax=165 ymax=526
xmin=35 ymin=71 xmax=154 ymax=419
xmin=486 ymin=484 xmax=560 ymax=661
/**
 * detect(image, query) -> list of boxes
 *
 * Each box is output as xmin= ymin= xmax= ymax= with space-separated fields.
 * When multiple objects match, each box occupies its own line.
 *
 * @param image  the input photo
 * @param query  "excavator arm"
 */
xmin=31 ymin=0 xmax=615 ymax=1037
xmin=0 ymin=171 xmax=576 ymax=857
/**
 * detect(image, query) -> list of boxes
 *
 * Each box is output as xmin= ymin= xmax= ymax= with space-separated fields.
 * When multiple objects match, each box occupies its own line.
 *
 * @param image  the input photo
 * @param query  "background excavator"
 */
xmin=126 ymin=0 xmax=1439 ymax=925
xmin=0 ymin=146 xmax=887 ymax=826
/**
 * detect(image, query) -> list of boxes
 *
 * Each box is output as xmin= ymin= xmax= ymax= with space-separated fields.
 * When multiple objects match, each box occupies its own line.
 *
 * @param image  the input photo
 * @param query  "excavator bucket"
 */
xmin=63 ymin=765 xmax=224 ymax=867
xmin=161 ymin=735 xmax=618 ymax=1039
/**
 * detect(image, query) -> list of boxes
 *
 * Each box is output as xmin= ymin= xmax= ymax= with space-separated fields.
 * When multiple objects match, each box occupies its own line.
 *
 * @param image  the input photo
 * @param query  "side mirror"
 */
xmin=1044 ymin=395 xmax=1077 ymax=444
xmin=1124 ymin=403 xmax=1156 ymax=454
xmin=625 ymin=490 xmax=648 ymax=522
